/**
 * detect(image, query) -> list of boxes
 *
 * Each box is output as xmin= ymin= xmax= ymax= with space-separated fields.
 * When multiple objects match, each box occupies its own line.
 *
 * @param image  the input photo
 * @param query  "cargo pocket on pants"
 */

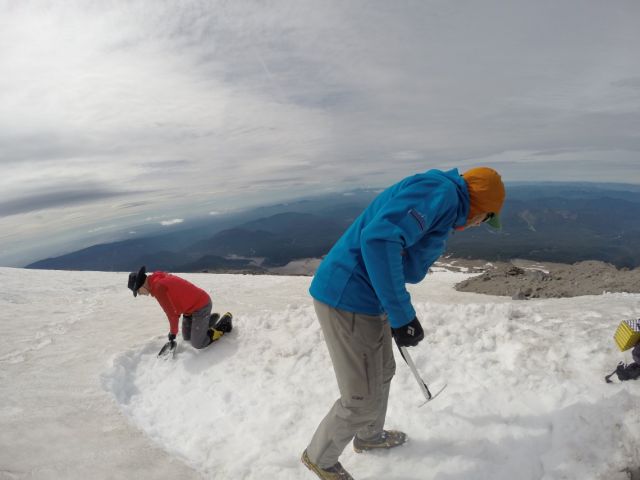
xmin=363 ymin=353 xmax=371 ymax=396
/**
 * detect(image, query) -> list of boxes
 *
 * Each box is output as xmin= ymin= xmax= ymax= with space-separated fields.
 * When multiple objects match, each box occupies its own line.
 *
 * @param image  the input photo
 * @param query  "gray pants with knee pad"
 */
xmin=181 ymin=300 xmax=213 ymax=349
xmin=306 ymin=299 xmax=396 ymax=468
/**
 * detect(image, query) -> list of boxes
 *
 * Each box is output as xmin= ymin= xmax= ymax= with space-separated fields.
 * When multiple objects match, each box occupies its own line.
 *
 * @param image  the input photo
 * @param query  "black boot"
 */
xmin=208 ymin=312 xmax=233 ymax=344
xmin=208 ymin=312 xmax=220 ymax=328
xmin=214 ymin=312 xmax=233 ymax=333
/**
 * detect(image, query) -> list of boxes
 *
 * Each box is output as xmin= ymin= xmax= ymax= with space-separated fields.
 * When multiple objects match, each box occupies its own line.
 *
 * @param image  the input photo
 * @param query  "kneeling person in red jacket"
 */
xmin=128 ymin=266 xmax=232 ymax=349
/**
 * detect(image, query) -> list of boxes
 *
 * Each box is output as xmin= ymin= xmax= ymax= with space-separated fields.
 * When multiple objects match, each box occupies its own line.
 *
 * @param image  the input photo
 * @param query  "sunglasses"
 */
xmin=483 ymin=213 xmax=495 ymax=223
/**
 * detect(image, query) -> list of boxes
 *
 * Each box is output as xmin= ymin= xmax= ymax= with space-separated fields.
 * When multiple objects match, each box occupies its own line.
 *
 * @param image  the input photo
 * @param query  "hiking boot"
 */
xmin=214 ymin=312 xmax=233 ymax=333
xmin=353 ymin=430 xmax=407 ymax=453
xmin=301 ymin=450 xmax=354 ymax=480
xmin=208 ymin=312 xmax=220 ymax=328
xmin=209 ymin=312 xmax=233 ymax=343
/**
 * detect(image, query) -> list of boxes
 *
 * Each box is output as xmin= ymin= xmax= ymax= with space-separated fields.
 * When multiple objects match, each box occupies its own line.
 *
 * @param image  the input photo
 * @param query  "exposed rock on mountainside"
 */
xmin=455 ymin=260 xmax=640 ymax=299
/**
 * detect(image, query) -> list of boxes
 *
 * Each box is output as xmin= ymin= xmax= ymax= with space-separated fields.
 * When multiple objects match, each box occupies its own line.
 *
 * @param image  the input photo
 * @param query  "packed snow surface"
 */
xmin=1 ymin=267 xmax=639 ymax=479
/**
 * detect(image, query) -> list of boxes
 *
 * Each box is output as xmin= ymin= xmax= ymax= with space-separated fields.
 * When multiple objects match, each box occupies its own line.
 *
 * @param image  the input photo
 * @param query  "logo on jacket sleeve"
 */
xmin=408 ymin=209 xmax=426 ymax=231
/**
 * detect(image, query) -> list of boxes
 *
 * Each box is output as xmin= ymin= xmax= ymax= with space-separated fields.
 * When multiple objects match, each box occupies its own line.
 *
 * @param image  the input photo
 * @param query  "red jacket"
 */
xmin=147 ymin=272 xmax=211 ymax=335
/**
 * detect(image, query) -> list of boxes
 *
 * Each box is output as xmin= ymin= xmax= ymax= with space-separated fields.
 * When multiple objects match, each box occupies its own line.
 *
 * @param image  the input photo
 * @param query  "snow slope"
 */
xmin=1 ymin=267 xmax=639 ymax=480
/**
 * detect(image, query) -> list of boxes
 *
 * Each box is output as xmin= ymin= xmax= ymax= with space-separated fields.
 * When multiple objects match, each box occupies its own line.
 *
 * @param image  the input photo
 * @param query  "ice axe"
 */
xmin=394 ymin=339 xmax=446 ymax=405
xmin=158 ymin=339 xmax=177 ymax=359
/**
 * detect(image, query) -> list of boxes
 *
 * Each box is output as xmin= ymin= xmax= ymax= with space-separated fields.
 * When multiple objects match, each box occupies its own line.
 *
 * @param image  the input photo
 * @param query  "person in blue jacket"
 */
xmin=301 ymin=167 xmax=506 ymax=480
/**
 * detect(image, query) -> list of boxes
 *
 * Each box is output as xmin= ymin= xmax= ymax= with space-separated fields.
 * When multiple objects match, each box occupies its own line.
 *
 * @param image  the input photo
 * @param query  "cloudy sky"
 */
xmin=1 ymin=0 xmax=639 ymax=266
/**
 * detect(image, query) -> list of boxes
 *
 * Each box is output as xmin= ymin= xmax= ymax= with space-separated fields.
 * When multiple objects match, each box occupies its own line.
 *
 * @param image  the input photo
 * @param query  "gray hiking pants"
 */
xmin=181 ymin=300 xmax=213 ymax=349
xmin=306 ymin=300 xmax=396 ymax=468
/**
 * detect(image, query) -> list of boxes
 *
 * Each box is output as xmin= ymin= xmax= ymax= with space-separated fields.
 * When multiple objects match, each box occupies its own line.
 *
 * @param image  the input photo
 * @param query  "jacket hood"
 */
xmin=427 ymin=168 xmax=470 ymax=228
xmin=147 ymin=271 xmax=169 ymax=292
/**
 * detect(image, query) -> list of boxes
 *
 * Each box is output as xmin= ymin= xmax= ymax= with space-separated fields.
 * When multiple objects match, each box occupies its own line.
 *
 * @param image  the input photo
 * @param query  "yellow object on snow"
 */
xmin=614 ymin=319 xmax=640 ymax=351
xmin=211 ymin=329 xmax=224 ymax=342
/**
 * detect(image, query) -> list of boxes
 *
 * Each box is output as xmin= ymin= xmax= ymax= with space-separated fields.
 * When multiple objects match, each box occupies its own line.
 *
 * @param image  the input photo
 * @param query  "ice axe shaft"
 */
xmin=396 ymin=342 xmax=433 ymax=401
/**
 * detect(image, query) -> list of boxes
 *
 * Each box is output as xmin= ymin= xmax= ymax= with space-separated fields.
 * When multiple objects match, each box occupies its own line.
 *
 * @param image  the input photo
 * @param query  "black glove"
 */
xmin=616 ymin=362 xmax=640 ymax=381
xmin=392 ymin=317 xmax=424 ymax=347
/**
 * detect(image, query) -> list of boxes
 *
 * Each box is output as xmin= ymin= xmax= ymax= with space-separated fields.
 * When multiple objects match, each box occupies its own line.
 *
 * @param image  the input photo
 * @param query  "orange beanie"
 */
xmin=462 ymin=167 xmax=506 ymax=221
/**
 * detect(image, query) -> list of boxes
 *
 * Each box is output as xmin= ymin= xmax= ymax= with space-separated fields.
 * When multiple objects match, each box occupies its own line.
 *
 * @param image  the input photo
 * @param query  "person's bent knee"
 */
xmin=337 ymin=396 xmax=380 ymax=422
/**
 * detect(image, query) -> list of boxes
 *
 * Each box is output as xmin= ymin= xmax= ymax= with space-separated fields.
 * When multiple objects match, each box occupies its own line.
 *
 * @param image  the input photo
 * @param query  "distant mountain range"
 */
xmin=447 ymin=183 xmax=640 ymax=268
xmin=26 ymin=182 xmax=640 ymax=272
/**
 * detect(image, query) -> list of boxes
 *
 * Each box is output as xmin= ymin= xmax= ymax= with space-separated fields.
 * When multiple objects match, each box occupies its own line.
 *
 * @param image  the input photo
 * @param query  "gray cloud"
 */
xmin=0 ymin=187 xmax=129 ymax=218
xmin=612 ymin=77 xmax=640 ymax=90
xmin=140 ymin=160 xmax=193 ymax=170
xmin=117 ymin=201 xmax=151 ymax=210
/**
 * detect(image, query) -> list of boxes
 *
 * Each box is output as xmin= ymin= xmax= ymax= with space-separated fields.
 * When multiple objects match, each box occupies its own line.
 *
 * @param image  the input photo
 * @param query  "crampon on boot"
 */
xmin=301 ymin=450 xmax=354 ymax=480
xmin=353 ymin=430 xmax=407 ymax=453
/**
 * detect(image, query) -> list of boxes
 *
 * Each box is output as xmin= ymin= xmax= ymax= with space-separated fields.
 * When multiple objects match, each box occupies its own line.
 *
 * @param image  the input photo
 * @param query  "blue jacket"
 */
xmin=309 ymin=168 xmax=470 ymax=328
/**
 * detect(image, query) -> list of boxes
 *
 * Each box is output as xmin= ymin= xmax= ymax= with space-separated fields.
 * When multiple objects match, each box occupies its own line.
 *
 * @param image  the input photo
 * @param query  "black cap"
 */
xmin=127 ymin=266 xmax=147 ymax=297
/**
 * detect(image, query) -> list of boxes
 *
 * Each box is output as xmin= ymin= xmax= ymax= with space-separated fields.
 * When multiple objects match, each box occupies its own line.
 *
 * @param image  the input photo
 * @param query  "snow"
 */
xmin=1 ymin=267 xmax=639 ymax=480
